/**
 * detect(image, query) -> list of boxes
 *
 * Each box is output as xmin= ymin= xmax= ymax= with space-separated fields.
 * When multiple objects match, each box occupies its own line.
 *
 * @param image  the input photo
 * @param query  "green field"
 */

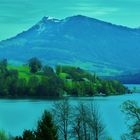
xmin=8 ymin=65 xmax=42 ymax=80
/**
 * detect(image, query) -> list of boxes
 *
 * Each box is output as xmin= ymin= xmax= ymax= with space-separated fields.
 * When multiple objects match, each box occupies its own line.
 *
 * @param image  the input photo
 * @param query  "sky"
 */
xmin=0 ymin=0 xmax=140 ymax=41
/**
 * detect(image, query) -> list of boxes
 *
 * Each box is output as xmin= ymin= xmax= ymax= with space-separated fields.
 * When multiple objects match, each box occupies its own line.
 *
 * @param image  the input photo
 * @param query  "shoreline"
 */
xmin=0 ymin=92 xmax=133 ymax=100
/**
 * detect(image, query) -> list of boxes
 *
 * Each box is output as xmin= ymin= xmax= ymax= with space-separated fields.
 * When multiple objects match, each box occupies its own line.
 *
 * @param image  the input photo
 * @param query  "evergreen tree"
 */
xmin=15 ymin=130 xmax=35 ymax=140
xmin=28 ymin=57 xmax=42 ymax=73
xmin=35 ymin=111 xmax=58 ymax=140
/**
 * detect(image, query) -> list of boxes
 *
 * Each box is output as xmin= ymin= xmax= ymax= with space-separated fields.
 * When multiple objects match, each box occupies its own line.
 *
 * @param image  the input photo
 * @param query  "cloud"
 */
xmin=0 ymin=0 xmax=139 ymax=41
xmin=63 ymin=2 xmax=119 ymax=17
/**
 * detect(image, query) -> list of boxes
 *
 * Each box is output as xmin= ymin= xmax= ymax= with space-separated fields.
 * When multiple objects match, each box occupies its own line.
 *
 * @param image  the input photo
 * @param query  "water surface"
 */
xmin=0 ymin=87 xmax=139 ymax=140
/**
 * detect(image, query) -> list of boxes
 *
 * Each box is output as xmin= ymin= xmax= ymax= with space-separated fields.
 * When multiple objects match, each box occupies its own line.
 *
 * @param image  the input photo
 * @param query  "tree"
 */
xmin=28 ymin=57 xmax=42 ymax=73
xmin=43 ymin=65 xmax=55 ymax=77
xmin=35 ymin=110 xmax=58 ymax=140
xmin=0 ymin=59 xmax=7 ymax=74
xmin=15 ymin=111 xmax=58 ymax=140
xmin=7 ymin=70 xmax=19 ymax=96
xmin=15 ymin=130 xmax=35 ymax=140
xmin=87 ymin=103 xmax=106 ymax=140
xmin=72 ymin=103 xmax=90 ymax=140
xmin=0 ymin=130 xmax=9 ymax=140
xmin=52 ymin=99 xmax=71 ymax=140
xmin=46 ymin=75 xmax=64 ymax=97
xmin=121 ymin=100 xmax=140 ymax=140
xmin=36 ymin=77 xmax=49 ymax=97
xmin=72 ymin=103 xmax=106 ymax=140
xmin=100 ymin=81 xmax=111 ymax=95
xmin=72 ymin=114 xmax=82 ymax=140
xmin=55 ymin=65 xmax=62 ymax=75
xmin=17 ymin=78 xmax=27 ymax=96
xmin=28 ymin=76 xmax=40 ymax=96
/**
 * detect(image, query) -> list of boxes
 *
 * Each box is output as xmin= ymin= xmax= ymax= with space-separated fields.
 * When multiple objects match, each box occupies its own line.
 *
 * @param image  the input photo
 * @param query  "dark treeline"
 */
xmin=0 ymin=58 xmax=127 ymax=98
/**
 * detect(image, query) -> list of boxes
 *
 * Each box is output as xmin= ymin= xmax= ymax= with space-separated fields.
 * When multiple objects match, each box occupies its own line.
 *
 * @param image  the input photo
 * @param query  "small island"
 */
xmin=0 ymin=58 xmax=127 ymax=98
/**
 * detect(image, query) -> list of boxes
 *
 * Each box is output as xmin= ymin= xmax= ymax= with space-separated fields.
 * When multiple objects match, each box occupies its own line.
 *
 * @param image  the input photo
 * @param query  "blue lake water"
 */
xmin=0 ymin=86 xmax=139 ymax=140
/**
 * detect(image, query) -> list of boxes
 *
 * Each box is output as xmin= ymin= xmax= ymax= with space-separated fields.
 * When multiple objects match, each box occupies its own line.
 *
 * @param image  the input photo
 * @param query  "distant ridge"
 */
xmin=0 ymin=15 xmax=140 ymax=76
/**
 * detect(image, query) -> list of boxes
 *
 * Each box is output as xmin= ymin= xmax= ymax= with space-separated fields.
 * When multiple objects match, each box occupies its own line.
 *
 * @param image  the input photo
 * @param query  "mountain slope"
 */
xmin=0 ymin=15 xmax=140 ymax=75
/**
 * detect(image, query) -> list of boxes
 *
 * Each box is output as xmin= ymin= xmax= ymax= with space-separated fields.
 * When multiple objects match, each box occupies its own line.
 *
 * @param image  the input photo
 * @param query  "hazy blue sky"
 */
xmin=0 ymin=0 xmax=140 ymax=40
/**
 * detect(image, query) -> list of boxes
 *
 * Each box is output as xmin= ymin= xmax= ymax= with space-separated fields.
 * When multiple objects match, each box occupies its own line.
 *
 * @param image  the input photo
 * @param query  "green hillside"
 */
xmin=0 ymin=59 xmax=128 ymax=98
xmin=8 ymin=65 xmax=42 ymax=80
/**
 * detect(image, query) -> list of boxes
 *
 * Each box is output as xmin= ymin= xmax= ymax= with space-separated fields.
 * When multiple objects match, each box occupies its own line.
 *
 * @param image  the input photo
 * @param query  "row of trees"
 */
xmin=28 ymin=58 xmax=127 ymax=96
xmin=14 ymin=99 xmax=110 ymax=140
xmin=10 ymin=100 xmax=140 ymax=140
xmin=0 ymin=99 xmax=139 ymax=140
xmin=0 ymin=58 xmax=127 ymax=98
xmin=0 ymin=59 xmax=63 ymax=97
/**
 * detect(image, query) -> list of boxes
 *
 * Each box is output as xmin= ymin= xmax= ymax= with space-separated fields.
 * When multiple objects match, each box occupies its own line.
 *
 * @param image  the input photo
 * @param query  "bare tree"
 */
xmin=53 ymin=100 xmax=107 ymax=140
xmin=72 ymin=103 xmax=90 ymax=140
xmin=52 ymin=99 xmax=71 ymax=140
xmin=87 ymin=103 xmax=106 ymax=140
xmin=75 ymin=103 xmax=90 ymax=140
xmin=121 ymin=100 xmax=140 ymax=140
xmin=72 ymin=102 xmax=106 ymax=140
xmin=72 ymin=115 xmax=82 ymax=140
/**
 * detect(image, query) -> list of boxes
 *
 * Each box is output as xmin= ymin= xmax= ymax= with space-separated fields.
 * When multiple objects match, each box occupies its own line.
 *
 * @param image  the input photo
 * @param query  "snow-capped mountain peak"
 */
xmin=41 ymin=16 xmax=61 ymax=23
xmin=0 ymin=15 xmax=140 ymax=75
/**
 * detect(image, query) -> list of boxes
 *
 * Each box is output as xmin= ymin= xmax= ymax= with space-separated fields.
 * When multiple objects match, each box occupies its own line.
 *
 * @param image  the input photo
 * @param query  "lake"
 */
xmin=0 ymin=85 xmax=139 ymax=140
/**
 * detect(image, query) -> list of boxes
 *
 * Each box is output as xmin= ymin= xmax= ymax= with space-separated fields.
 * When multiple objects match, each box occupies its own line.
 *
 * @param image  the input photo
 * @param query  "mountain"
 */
xmin=0 ymin=15 xmax=140 ymax=76
xmin=102 ymin=72 xmax=140 ymax=84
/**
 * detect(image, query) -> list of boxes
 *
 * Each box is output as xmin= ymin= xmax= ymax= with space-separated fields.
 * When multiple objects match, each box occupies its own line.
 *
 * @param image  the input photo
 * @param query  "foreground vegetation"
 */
xmin=121 ymin=100 xmax=140 ymax=140
xmin=1 ymin=99 xmax=140 ymax=140
xmin=15 ymin=100 xmax=110 ymax=140
xmin=0 ymin=58 xmax=127 ymax=98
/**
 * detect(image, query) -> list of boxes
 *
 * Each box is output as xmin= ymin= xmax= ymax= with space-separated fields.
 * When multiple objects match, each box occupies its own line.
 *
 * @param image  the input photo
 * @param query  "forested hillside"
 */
xmin=0 ymin=58 xmax=127 ymax=98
